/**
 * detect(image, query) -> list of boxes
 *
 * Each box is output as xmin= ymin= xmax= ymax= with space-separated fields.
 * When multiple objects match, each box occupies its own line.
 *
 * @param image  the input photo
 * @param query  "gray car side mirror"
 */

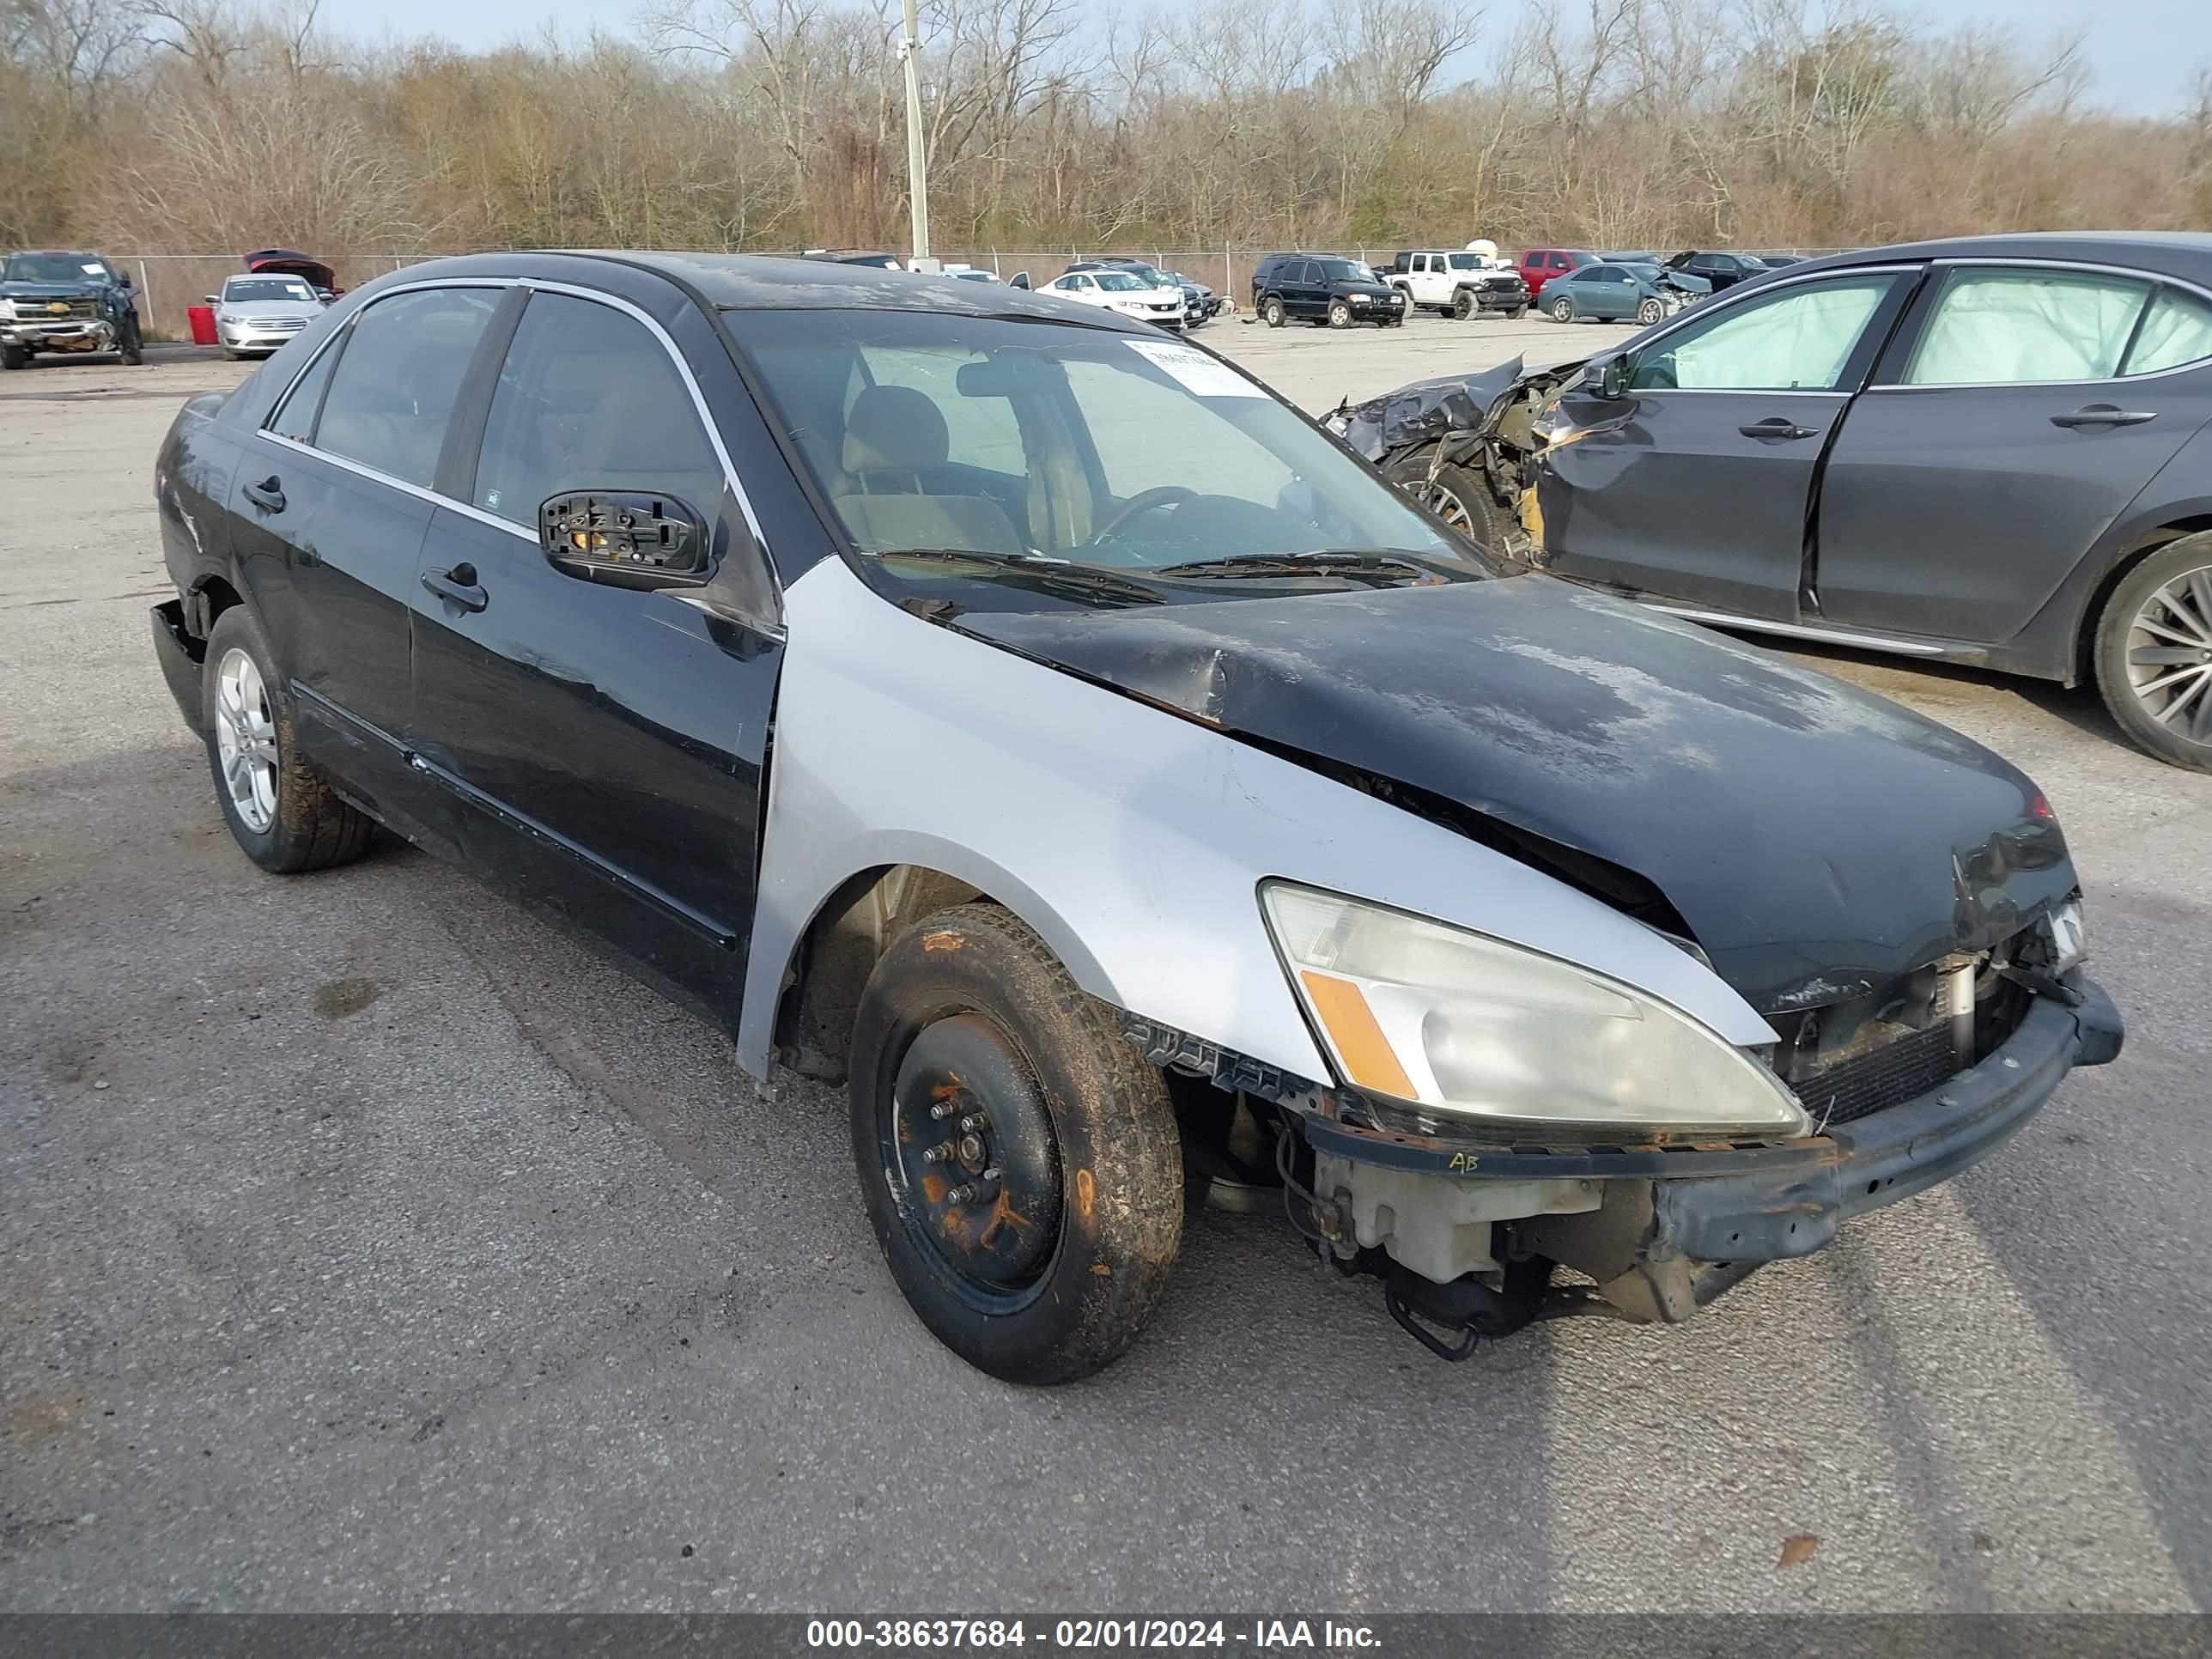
xmin=1598 ymin=356 xmax=1633 ymax=400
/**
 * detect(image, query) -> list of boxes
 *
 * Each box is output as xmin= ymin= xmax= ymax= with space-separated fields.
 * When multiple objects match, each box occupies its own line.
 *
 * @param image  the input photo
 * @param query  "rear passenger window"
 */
xmin=268 ymin=334 xmax=341 ymax=441
xmin=2124 ymin=288 xmax=2212 ymax=375
xmin=472 ymin=292 xmax=723 ymax=526
xmin=314 ymin=288 xmax=497 ymax=487
xmin=1904 ymin=268 xmax=2151 ymax=386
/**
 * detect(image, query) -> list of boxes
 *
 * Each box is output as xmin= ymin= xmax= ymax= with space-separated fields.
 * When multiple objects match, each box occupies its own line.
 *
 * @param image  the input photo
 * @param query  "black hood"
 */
xmin=963 ymin=577 xmax=2075 ymax=1014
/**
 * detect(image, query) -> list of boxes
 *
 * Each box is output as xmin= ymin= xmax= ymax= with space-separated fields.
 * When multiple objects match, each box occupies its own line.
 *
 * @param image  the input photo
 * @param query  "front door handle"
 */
xmin=422 ymin=564 xmax=488 ymax=613
xmin=242 ymin=476 xmax=285 ymax=512
xmin=2051 ymin=404 xmax=2157 ymax=428
xmin=1739 ymin=417 xmax=1821 ymax=441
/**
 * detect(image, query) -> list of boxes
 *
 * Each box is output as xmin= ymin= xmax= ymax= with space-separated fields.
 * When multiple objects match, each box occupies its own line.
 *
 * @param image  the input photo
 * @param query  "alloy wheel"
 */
xmin=2124 ymin=566 xmax=2212 ymax=744
xmin=214 ymin=647 xmax=279 ymax=831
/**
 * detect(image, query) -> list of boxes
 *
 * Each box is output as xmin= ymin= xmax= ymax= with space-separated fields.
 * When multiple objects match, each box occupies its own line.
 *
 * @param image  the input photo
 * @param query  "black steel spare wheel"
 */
xmin=848 ymin=903 xmax=1184 ymax=1383
xmin=885 ymin=1013 xmax=1064 ymax=1300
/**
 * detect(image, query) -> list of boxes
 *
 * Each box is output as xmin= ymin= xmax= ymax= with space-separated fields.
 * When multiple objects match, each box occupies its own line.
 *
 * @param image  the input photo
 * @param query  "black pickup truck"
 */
xmin=1 ymin=250 xmax=145 ymax=369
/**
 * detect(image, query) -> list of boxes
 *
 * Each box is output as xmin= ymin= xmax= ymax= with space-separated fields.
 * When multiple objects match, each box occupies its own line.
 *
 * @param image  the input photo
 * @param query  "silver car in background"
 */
xmin=208 ymin=274 xmax=324 ymax=358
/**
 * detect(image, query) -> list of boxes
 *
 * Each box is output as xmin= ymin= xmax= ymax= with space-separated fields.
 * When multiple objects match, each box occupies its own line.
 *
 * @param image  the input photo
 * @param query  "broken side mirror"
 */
xmin=1597 ymin=355 xmax=1634 ymax=401
xmin=538 ymin=490 xmax=711 ymax=591
xmin=1008 ymin=271 xmax=1031 ymax=289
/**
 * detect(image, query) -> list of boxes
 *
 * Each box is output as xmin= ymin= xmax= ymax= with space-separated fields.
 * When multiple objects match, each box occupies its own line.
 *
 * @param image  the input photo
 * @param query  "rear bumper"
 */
xmin=151 ymin=600 xmax=204 ymax=730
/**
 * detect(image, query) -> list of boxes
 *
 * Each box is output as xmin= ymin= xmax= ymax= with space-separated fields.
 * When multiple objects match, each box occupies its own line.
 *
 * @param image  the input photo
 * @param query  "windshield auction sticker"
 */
xmin=1125 ymin=338 xmax=1264 ymax=398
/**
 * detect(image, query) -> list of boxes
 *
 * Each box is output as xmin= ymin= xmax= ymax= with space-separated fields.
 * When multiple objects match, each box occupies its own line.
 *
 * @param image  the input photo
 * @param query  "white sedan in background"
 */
xmin=1041 ymin=269 xmax=1184 ymax=325
xmin=207 ymin=274 xmax=325 ymax=358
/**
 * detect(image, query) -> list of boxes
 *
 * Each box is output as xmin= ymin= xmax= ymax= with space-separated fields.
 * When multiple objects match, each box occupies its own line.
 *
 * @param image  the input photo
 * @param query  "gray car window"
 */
xmin=313 ymin=287 xmax=498 ymax=488
xmin=267 ymin=333 xmax=343 ymax=441
xmin=2123 ymin=288 xmax=2212 ymax=376
xmin=1632 ymin=274 xmax=1898 ymax=392
xmin=1904 ymin=268 xmax=2151 ymax=386
xmin=473 ymin=291 xmax=721 ymax=526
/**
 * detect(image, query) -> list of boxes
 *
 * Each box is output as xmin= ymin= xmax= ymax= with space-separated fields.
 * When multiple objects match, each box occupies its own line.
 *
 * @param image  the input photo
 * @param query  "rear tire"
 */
xmin=1550 ymin=296 xmax=1574 ymax=323
xmin=1261 ymin=296 xmax=1285 ymax=328
xmin=200 ymin=606 xmax=376 ymax=873
xmin=2094 ymin=532 xmax=2212 ymax=771
xmin=848 ymin=903 xmax=1184 ymax=1384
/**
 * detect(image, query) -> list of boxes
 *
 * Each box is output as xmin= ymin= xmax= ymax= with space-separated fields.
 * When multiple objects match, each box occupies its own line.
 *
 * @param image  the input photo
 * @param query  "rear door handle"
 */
xmin=1739 ymin=418 xmax=1821 ymax=441
xmin=242 ymin=476 xmax=285 ymax=512
xmin=422 ymin=564 xmax=488 ymax=613
xmin=2051 ymin=404 xmax=2157 ymax=428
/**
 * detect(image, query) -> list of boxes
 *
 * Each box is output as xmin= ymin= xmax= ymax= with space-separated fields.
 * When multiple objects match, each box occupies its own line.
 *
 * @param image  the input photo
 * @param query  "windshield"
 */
xmin=225 ymin=277 xmax=315 ymax=302
xmin=1312 ymin=259 xmax=1368 ymax=283
xmin=726 ymin=307 xmax=1468 ymax=608
xmin=4 ymin=253 xmax=110 ymax=284
xmin=1093 ymin=271 xmax=1148 ymax=292
xmin=1448 ymin=254 xmax=1482 ymax=270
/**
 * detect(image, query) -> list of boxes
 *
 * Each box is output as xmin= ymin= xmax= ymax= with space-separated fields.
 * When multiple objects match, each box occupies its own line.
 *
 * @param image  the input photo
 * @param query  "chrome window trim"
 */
xmin=1875 ymin=257 xmax=2212 ymax=389
xmin=1613 ymin=264 xmax=1923 ymax=397
xmin=258 ymin=270 xmax=773 ymax=559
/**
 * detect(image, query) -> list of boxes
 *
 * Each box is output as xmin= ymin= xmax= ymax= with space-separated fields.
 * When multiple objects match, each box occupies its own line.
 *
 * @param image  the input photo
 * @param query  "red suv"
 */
xmin=1515 ymin=249 xmax=1594 ymax=301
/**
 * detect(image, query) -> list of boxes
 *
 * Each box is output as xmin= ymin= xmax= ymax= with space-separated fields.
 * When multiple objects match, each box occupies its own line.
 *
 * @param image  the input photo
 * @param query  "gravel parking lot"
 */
xmin=3 ymin=321 xmax=2209 ymax=1615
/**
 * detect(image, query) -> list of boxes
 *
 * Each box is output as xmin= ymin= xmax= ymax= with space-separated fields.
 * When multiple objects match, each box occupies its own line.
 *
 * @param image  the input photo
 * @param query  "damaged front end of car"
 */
xmin=1326 ymin=354 xmax=1578 ymax=567
xmin=969 ymin=579 xmax=2123 ymax=1360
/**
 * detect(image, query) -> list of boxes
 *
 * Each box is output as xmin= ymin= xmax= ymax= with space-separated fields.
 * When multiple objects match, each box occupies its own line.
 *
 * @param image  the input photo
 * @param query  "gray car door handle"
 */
xmin=422 ymin=564 xmax=488 ymax=613
xmin=1739 ymin=418 xmax=1821 ymax=441
xmin=2051 ymin=404 xmax=2157 ymax=428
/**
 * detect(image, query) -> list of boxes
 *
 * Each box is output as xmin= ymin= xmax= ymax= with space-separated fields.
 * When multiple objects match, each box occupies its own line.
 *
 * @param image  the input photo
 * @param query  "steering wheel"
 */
xmin=1091 ymin=485 xmax=1197 ymax=544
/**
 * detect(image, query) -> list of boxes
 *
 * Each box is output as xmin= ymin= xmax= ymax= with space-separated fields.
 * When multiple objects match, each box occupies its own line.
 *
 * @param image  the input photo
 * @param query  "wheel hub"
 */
xmin=214 ymin=647 xmax=278 ymax=832
xmin=889 ymin=1014 xmax=1062 ymax=1288
xmin=2124 ymin=565 xmax=2212 ymax=744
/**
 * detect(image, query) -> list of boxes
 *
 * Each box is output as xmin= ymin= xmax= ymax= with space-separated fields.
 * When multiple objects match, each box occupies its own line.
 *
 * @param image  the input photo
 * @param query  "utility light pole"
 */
xmin=899 ymin=0 xmax=933 ymax=269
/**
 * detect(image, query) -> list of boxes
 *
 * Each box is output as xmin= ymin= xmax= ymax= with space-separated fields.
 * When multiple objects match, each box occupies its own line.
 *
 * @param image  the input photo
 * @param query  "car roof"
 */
xmin=1784 ymin=232 xmax=2212 ymax=287
xmin=358 ymin=250 xmax=1157 ymax=331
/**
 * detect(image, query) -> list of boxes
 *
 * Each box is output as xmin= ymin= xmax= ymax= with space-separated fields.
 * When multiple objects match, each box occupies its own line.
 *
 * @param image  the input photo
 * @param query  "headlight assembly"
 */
xmin=1261 ymin=882 xmax=1809 ymax=1139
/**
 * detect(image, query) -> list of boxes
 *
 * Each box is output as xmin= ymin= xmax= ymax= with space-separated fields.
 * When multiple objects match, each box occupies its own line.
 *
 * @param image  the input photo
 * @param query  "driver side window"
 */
xmin=1631 ymin=274 xmax=1899 ymax=392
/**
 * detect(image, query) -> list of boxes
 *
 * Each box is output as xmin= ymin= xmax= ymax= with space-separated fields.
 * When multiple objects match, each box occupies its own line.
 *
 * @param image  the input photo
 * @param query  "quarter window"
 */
xmin=313 ymin=287 xmax=498 ymax=487
xmin=1632 ymin=274 xmax=1899 ymax=392
xmin=268 ymin=334 xmax=342 ymax=441
xmin=1903 ymin=268 xmax=2151 ymax=386
xmin=2123 ymin=288 xmax=2212 ymax=376
xmin=472 ymin=292 xmax=723 ymax=527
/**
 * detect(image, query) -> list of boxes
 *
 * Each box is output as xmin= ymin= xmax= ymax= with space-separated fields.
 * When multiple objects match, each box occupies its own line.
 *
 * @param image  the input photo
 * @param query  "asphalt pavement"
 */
xmin=3 ymin=325 xmax=2209 ymax=1614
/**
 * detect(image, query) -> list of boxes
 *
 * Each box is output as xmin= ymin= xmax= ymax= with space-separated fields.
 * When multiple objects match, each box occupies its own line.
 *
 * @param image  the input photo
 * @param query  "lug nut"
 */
xmin=958 ymin=1111 xmax=988 ymax=1132
xmin=930 ymin=1101 xmax=958 ymax=1121
xmin=921 ymin=1143 xmax=955 ymax=1164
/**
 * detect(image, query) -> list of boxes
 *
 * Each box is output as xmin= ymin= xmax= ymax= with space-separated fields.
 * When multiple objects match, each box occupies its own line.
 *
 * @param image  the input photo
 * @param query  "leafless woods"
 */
xmin=4 ymin=0 xmax=2209 ymax=258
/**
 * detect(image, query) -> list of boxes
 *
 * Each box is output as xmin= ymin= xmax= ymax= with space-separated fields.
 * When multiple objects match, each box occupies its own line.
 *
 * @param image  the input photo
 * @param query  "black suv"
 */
xmin=1 ymin=249 xmax=144 ymax=368
xmin=1250 ymin=253 xmax=1406 ymax=328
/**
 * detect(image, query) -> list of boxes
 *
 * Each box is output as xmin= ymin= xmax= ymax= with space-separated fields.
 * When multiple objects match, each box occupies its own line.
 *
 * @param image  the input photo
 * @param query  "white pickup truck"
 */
xmin=1384 ymin=248 xmax=1531 ymax=319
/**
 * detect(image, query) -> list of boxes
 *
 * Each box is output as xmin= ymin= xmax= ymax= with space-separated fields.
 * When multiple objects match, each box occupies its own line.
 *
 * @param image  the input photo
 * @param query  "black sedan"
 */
xmin=1528 ymin=232 xmax=2212 ymax=769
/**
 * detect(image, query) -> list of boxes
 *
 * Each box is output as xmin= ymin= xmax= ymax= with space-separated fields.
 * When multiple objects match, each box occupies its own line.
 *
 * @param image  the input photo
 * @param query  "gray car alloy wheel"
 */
xmin=2126 ymin=567 xmax=2212 ymax=742
xmin=214 ymin=647 xmax=280 ymax=831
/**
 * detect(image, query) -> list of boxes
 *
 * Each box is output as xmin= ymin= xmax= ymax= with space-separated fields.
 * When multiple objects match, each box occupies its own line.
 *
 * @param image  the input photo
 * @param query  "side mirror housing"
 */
xmin=1008 ymin=270 xmax=1031 ymax=289
xmin=539 ymin=490 xmax=711 ymax=591
xmin=203 ymin=294 xmax=220 ymax=305
xmin=1598 ymin=355 xmax=1634 ymax=401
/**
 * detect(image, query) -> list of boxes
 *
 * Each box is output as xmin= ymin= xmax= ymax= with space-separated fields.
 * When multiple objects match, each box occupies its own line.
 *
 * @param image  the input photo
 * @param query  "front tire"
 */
xmin=1636 ymin=298 xmax=1665 ymax=326
xmin=1550 ymin=296 xmax=1574 ymax=323
xmin=848 ymin=903 xmax=1184 ymax=1384
xmin=2094 ymin=532 xmax=2212 ymax=771
xmin=1261 ymin=296 xmax=1285 ymax=328
xmin=0 ymin=343 xmax=27 ymax=371
xmin=1328 ymin=298 xmax=1352 ymax=328
xmin=1451 ymin=289 xmax=1474 ymax=321
xmin=200 ymin=606 xmax=375 ymax=872
xmin=1385 ymin=453 xmax=1531 ymax=562
xmin=119 ymin=316 xmax=145 ymax=365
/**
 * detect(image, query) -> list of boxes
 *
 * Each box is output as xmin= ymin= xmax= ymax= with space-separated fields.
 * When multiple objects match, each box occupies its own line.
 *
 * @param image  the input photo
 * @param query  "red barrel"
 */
xmin=186 ymin=304 xmax=218 ymax=347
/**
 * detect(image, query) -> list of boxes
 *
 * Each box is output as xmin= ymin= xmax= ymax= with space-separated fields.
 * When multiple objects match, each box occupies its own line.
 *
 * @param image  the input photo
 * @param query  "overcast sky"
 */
xmin=333 ymin=0 xmax=2209 ymax=114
